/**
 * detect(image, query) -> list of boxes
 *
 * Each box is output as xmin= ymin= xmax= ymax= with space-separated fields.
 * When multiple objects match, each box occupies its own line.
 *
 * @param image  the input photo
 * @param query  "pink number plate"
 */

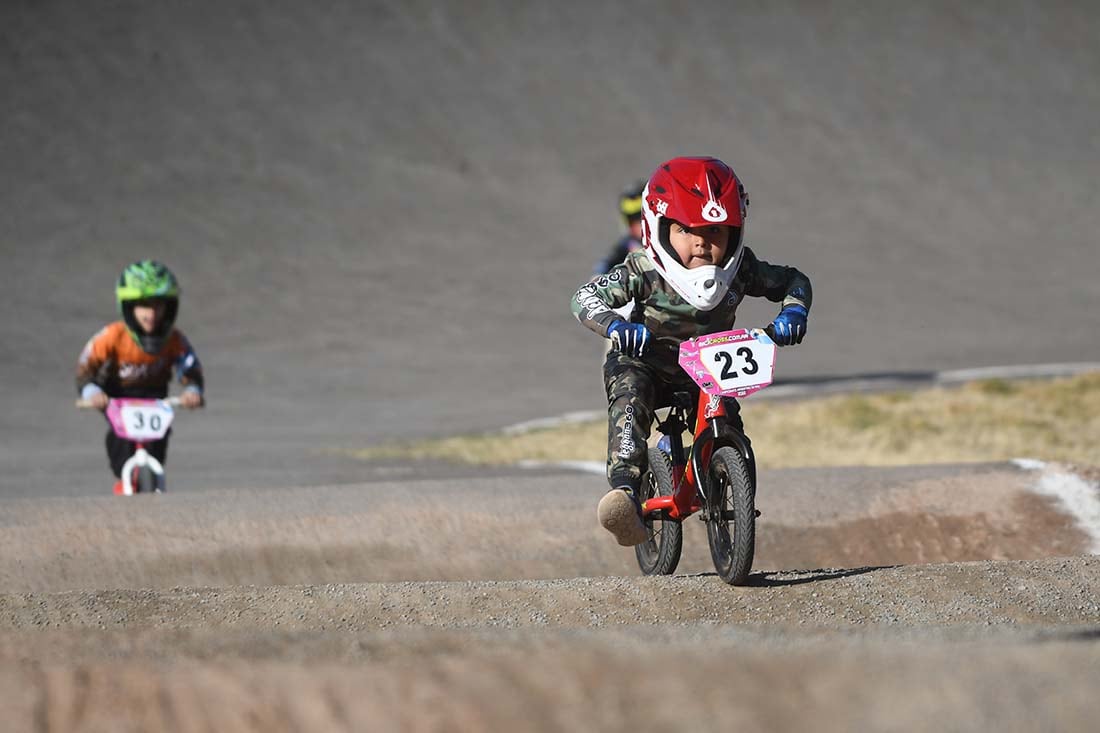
xmin=678 ymin=329 xmax=777 ymax=398
xmin=105 ymin=398 xmax=175 ymax=442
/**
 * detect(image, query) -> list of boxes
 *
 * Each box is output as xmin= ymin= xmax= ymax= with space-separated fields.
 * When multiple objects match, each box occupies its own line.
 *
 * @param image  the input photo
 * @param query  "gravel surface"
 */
xmin=2 ymin=558 xmax=1099 ymax=632
xmin=1 ymin=462 xmax=1098 ymax=731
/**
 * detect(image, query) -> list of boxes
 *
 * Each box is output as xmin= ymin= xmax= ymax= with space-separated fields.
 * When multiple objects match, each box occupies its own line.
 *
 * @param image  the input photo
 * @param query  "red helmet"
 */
xmin=641 ymin=157 xmax=749 ymax=310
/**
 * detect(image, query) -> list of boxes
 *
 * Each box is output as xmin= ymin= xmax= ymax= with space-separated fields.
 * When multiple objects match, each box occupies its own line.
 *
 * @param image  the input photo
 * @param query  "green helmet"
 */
xmin=116 ymin=260 xmax=180 ymax=354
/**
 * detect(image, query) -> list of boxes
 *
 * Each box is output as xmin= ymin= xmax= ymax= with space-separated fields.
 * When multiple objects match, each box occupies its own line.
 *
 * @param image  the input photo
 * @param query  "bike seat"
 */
xmin=669 ymin=391 xmax=695 ymax=410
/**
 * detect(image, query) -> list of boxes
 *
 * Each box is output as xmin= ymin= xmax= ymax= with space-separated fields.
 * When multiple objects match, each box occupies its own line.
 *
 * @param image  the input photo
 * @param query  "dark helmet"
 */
xmin=618 ymin=180 xmax=646 ymax=228
xmin=115 ymin=260 xmax=180 ymax=354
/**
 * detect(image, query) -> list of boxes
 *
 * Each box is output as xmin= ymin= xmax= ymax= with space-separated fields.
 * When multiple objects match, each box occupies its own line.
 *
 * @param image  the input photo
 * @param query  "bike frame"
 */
xmin=118 ymin=441 xmax=166 ymax=496
xmin=100 ymin=397 xmax=177 ymax=495
xmin=641 ymin=390 xmax=753 ymax=522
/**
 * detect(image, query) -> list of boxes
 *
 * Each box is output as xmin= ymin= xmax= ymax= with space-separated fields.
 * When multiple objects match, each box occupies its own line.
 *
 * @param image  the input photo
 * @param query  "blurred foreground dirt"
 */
xmin=1 ymin=463 xmax=1098 ymax=731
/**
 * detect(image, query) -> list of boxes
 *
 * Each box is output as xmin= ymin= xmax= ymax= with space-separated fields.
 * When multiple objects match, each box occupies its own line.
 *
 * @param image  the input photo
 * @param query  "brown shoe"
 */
xmin=597 ymin=489 xmax=648 ymax=546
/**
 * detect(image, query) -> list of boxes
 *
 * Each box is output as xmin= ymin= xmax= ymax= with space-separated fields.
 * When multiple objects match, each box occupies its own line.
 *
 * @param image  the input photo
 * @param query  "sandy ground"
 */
xmin=0 ymin=463 xmax=1087 ymax=593
xmin=2 ymin=462 xmax=1098 ymax=731
xmin=4 ymin=624 xmax=1099 ymax=733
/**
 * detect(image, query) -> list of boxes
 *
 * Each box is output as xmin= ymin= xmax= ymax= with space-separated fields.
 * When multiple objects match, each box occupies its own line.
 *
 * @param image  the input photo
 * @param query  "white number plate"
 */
xmin=106 ymin=399 xmax=175 ymax=441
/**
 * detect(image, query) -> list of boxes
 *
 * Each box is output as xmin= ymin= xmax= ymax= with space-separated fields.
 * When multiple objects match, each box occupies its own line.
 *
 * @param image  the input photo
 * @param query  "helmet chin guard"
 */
xmin=650 ymin=248 xmax=745 ymax=311
xmin=640 ymin=157 xmax=749 ymax=311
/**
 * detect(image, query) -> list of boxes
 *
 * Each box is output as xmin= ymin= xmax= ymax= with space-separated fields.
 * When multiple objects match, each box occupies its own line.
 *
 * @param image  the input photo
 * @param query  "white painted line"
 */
xmin=518 ymin=459 xmax=606 ymax=476
xmin=503 ymin=411 xmax=602 ymax=435
xmin=764 ymin=362 xmax=1100 ymax=399
xmin=939 ymin=363 xmax=1100 ymax=383
xmin=1013 ymin=459 xmax=1100 ymax=555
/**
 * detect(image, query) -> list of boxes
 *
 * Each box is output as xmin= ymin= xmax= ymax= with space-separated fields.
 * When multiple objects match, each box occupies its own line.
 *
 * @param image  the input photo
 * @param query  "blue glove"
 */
xmin=768 ymin=304 xmax=808 ymax=346
xmin=608 ymin=319 xmax=651 ymax=357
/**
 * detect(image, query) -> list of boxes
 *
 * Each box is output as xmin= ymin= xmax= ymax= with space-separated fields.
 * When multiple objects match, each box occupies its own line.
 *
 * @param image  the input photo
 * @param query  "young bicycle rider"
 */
xmin=76 ymin=260 xmax=205 ymax=494
xmin=592 ymin=180 xmax=646 ymax=276
xmin=592 ymin=180 xmax=647 ymax=346
xmin=570 ymin=156 xmax=813 ymax=546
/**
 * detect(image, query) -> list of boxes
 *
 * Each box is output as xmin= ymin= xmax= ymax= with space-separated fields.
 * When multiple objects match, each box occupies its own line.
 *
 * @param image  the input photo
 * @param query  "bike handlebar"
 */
xmin=75 ymin=396 xmax=187 ymax=409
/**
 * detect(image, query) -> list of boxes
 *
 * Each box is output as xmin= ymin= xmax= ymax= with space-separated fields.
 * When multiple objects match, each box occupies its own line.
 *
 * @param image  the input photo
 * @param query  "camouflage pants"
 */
xmin=603 ymin=351 xmax=744 ymax=491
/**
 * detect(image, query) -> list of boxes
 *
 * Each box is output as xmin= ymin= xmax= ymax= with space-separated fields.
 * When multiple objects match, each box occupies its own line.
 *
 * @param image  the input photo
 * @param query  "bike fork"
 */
xmin=119 ymin=444 xmax=166 ymax=495
xmin=704 ymin=417 xmax=763 ymax=521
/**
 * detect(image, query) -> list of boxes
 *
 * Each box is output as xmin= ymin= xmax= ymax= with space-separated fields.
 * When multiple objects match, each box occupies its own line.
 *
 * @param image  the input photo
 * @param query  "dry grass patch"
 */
xmin=745 ymin=373 xmax=1100 ymax=467
xmin=348 ymin=373 xmax=1100 ymax=469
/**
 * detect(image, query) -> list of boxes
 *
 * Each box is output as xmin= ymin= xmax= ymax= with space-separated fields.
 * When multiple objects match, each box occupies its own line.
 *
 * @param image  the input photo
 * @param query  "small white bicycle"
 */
xmin=77 ymin=397 xmax=182 ymax=495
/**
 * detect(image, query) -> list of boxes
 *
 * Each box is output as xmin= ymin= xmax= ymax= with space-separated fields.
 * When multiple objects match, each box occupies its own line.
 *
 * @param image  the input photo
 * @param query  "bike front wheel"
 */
xmin=130 ymin=465 xmax=162 ymax=493
xmin=705 ymin=446 xmax=755 ymax=585
xmin=635 ymin=447 xmax=683 ymax=576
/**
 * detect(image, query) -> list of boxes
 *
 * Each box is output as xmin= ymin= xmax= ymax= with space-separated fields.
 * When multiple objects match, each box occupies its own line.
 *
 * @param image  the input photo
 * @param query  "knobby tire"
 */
xmin=635 ymin=446 xmax=683 ymax=575
xmin=705 ymin=446 xmax=755 ymax=585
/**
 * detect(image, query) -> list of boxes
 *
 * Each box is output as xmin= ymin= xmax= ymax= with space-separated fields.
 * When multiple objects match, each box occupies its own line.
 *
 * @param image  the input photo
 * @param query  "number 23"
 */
xmin=714 ymin=347 xmax=759 ymax=379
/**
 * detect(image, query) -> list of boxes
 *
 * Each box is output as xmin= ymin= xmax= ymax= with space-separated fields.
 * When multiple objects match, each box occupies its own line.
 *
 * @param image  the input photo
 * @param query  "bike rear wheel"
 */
xmin=705 ymin=446 xmax=755 ymax=585
xmin=635 ymin=447 xmax=683 ymax=575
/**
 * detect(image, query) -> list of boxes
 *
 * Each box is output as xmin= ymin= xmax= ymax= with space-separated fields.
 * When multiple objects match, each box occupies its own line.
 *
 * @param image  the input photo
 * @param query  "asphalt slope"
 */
xmin=2 ymin=1 xmax=1098 ymax=496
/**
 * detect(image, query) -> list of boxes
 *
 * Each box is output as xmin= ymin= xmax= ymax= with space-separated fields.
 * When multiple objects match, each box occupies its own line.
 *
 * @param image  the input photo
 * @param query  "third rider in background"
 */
xmin=593 ymin=180 xmax=647 ymax=277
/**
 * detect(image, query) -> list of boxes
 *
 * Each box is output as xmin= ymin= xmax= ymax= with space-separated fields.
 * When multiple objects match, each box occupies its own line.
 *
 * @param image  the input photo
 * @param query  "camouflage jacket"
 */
xmin=571 ymin=248 xmax=812 ymax=374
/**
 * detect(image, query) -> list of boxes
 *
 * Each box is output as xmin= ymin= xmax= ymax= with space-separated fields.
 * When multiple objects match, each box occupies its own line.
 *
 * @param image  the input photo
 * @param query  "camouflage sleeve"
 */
xmin=174 ymin=332 xmax=205 ymax=392
xmin=570 ymin=263 xmax=636 ymax=337
xmin=75 ymin=327 xmax=110 ymax=395
xmin=739 ymin=247 xmax=813 ymax=311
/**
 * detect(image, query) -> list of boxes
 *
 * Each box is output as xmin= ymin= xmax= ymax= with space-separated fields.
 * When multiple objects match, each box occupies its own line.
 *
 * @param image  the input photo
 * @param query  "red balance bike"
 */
xmin=635 ymin=328 xmax=777 ymax=585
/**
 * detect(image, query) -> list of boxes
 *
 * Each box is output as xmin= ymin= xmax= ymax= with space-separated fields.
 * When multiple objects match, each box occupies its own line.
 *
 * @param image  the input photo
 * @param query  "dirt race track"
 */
xmin=2 ymin=463 xmax=1099 ymax=732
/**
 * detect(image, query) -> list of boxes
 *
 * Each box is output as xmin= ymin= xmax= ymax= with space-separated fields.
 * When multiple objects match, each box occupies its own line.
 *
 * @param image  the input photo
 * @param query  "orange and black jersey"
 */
xmin=76 ymin=321 xmax=204 ymax=399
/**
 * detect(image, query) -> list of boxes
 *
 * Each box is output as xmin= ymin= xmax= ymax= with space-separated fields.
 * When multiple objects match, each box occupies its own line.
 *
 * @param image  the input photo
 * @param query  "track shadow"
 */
xmin=1039 ymin=627 xmax=1100 ymax=644
xmin=744 ymin=565 xmax=896 ymax=587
